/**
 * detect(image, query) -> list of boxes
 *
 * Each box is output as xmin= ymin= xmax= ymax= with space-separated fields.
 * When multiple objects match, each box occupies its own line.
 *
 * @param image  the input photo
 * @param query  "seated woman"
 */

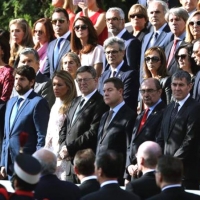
xmin=61 ymin=52 xmax=81 ymax=96
xmin=71 ymin=16 xmax=105 ymax=77
xmin=45 ymin=70 xmax=77 ymax=180
xmin=143 ymin=47 xmax=171 ymax=104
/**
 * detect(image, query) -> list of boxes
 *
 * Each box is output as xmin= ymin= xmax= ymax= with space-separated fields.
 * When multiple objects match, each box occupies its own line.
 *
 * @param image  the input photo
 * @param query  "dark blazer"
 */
xmin=59 ymin=91 xmax=109 ymax=175
xmin=34 ymin=174 xmax=81 ymax=200
xmin=158 ymin=97 xmax=200 ymax=181
xmin=79 ymin=179 xmax=100 ymax=197
xmin=125 ymin=171 xmax=161 ymax=200
xmin=125 ymin=101 xmax=166 ymax=179
xmin=98 ymin=62 xmax=139 ymax=112
xmin=81 ymin=183 xmax=140 ymax=200
xmin=1 ymin=91 xmax=49 ymax=176
xmin=43 ymin=37 xmax=70 ymax=78
xmin=147 ymin=187 xmax=200 ymax=200
xmin=193 ymin=70 xmax=200 ymax=102
xmin=121 ymin=30 xmax=141 ymax=71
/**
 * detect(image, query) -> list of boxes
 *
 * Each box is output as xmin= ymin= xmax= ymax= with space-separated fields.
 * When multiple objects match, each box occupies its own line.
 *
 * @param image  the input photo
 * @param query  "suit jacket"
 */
xmin=0 ymin=91 xmax=49 ymax=175
xmin=59 ymin=91 xmax=109 ymax=174
xmin=147 ymin=187 xmax=200 ymax=200
xmin=81 ymin=183 xmax=140 ymax=200
xmin=121 ymin=30 xmax=141 ymax=71
xmin=160 ymin=76 xmax=172 ymax=105
xmin=193 ymin=70 xmax=200 ymax=102
xmin=125 ymin=171 xmax=161 ymax=200
xmin=79 ymin=179 xmax=100 ymax=197
xmin=140 ymin=24 xmax=173 ymax=82
xmin=43 ymin=37 xmax=70 ymax=78
xmin=158 ymin=97 xmax=200 ymax=180
xmin=34 ymin=174 xmax=81 ymax=200
xmin=125 ymin=101 xmax=166 ymax=178
xmin=98 ymin=62 xmax=139 ymax=112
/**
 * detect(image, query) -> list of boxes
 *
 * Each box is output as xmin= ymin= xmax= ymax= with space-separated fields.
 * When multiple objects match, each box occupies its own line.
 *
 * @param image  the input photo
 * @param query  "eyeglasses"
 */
xmin=73 ymin=25 xmax=88 ymax=31
xmin=139 ymin=89 xmax=158 ymax=94
xmin=76 ymin=78 xmax=94 ymax=83
xmin=33 ymin=30 xmax=44 ymax=35
xmin=51 ymin=19 xmax=66 ymax=25
xmin=105 ymin=50 xmax=120 ymax=55
xmin=129 ymin=14 xmax=145 ymax=19
xmin=175 ymin=54 xmax=187 ymax=60
xmin=145 ymin=56 xmax=160 ymax=63
xmin=188 ymin=20 xmax=200 ymax=26
xmin=106 ymin=17 xmax=123 ymax=22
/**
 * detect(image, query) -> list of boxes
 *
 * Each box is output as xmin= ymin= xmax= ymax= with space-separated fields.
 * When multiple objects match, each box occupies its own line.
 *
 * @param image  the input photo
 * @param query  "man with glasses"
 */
xmin=106 ymin=7 xmax=141 ymax=71
xmin=165 ymin=7 xmax=189 ymax=75
xmin=43 ymin=8 xmax=71 ymax=78
xmin=158 ymin=70 xmax=200 ymax=190
xmin=98 ymin=37 xmax=139 ymax=112
xmin=59 ymin=66 xmax=109 ymax=183
xmin=125 ymin=78 xmax=165 ymax=184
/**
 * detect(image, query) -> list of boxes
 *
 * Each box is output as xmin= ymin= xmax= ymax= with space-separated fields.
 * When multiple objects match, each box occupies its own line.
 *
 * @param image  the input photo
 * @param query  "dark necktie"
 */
xmin=102 ymin=110 xmax=114 ymax=138
xmin=149 ymin=32 xmax=158 ymax=48
xmin=72 ymin=98 xmax=85 ymax=124
xmin=110 ymin=71 xmax=116 ymax=77
xmin=138 ymin=108 xmax=150 ymax=133
xmin=167 ymin=39 xmax=179 ymax=68
xmin=170 ymin=102 xmax=180 ymax=124
xmin=54 ymin=38 xmax=64 ymax=70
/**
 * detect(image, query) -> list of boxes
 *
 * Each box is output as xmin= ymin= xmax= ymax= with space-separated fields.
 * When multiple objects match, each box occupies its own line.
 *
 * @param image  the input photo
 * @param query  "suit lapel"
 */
xmin=98 ymin=112 xmax=108 ymax=142
xmin=143 ymin=32 xmax=153 ymax=51
xmin=69 ymin=97 xmax=81 ymax=126
xmin=155 ymin=32 xmax=167 ymax=46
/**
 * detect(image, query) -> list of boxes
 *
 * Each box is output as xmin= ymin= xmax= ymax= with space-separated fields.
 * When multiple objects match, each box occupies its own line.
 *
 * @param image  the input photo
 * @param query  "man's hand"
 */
xmin=124 ymin=179 xmax=130 ymax=186
xmin=59 ymin=145 xmax=69 ymax=160
xmin=0 ymin=167 xmax=7 ymax=178
xmin=127 ymin=164 xmax=138 ymax=177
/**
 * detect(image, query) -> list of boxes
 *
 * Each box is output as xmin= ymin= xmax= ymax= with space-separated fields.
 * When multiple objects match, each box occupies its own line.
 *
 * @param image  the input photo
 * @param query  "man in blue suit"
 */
xmin=0 ymin=65 xmax=49 ymax=178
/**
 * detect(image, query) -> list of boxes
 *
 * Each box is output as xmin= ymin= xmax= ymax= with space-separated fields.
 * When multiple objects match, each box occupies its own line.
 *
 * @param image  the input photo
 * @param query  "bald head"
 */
xmin=33 ymin=148 xmax=57 ymax=175
xmin=137 ymin=141 xmax=162 ymax=170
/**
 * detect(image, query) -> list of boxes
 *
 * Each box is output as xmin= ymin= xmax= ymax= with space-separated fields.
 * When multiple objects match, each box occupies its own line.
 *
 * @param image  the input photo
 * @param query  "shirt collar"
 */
xmin=18 ymin=88 xmax=33 ymax=100
xmin=176 ymin=93 xmax=190 ymax=110
xmin=82 ymin=89 xmax=97 ymax=102
xmin=110 ymin=60 xmax=124 ymax=73
xmin=162 ymin=184 xmax=182 ymax=191
xmin=57 ymin=30 xmax=70 ymax=40
xmin=155 ymin=23 xmax=167 ymax=34
xmin=81 ymin=175 xmax=97 ymax=184
xmin=101 ymin=180 xmax=118 ymax=187
xmin=116 ymin=28 xmax=126 ymax=38
xmin=112 ymin=101 xmax=125 ymax=114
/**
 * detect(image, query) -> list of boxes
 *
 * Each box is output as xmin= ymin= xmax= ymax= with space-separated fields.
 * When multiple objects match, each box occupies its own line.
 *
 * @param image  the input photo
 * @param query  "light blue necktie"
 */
xmin=54 ymin=38 xmax=64 ymax=70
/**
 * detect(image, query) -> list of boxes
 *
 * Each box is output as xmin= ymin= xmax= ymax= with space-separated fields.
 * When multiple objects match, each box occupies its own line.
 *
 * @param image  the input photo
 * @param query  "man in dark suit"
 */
xmin=192 ymin=39 xmax=200 ymax=102
xmin=147 ymin=156 xmax=200 ymax=200
xmin=0 ymin=66 xmax=49 ymax=178
xmin=74 ymin=149 xmax=100 ymax=197
xmin=140 ymin=0 xmax=173 ymax=82
xmin=43 ymin=8 xmax=70 ymax=78
xmin=98 ymin=37 xmax=139 ymax=112
xmin=165 ymin=7 xmax=188 ymax=75
xmin=125 ymin=78 xmax=165 ymax=183
xmin=97 ymin=77 xmax=137 ymax=184
xmin=81 ymin=150 xmax=140 ymax=200
xmin=106 ymin=7 xmax=141 ymax=71
xmin=158 ymin=70 xmax=200 ymax=189
xmin=125 ymin=141 xmax=161 ymax=199
xmin=59 ymin=66 xmax=109 ymax=183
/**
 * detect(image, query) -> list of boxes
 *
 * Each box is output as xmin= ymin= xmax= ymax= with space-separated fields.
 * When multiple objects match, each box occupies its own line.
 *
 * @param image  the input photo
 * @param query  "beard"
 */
xmin=15 ymin=84 xmax=31 ymax=95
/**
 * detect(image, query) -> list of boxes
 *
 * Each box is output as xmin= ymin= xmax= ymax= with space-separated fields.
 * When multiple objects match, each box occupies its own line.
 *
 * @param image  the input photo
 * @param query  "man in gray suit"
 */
xmin=43 ymin=7 xmax=71 ymax=78
xmin=140 ymin=0 xmax=173 ymax=82
xmin=12 ymin=48 xmax=55 ymax=108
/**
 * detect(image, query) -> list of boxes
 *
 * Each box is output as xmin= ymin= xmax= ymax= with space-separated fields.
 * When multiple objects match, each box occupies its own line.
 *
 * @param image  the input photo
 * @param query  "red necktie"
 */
xmin=167 ymin=39 xmax=179 ymax=68
xmin=138 ymin=108 xmax=149 ymax=133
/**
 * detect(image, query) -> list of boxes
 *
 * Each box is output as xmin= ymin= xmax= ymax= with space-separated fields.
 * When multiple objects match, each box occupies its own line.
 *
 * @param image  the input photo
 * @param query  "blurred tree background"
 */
xmin=0 ymin=0 xmax=132 ymax=30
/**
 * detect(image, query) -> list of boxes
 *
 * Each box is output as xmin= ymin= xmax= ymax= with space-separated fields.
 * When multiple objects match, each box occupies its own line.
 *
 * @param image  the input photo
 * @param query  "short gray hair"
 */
xmin=106 ymin=7 xmax=125 ymax=19
xmin=172 ymin=70 xmax=191 ymax=84
xmin=165 ymin=7 xmax=189 ymax=23
xmin=19 ymin=48 xmax=40 ymax=62
xmin=103 ymin=37 xmax=125 ymax=51
xmin=148 ymin=0 xmax=169 ymax=14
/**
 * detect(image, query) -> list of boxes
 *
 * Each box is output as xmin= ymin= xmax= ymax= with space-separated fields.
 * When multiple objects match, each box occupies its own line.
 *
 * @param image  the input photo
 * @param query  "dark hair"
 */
xmin=96 ymin=150 xmax=123 ymax=178
xmin=157 ymin=156 xmax=183 ymax=183
xmin=172 ymin=70 xmax=191 ymax=84
xmin=71 ymin=16 xmax=98 ymax=54
xmin=96 ymin=0 xmax=103 ymax=9
xmin=141 ymin=78 xmax=162 ymax=90
xmin=104 ymin=77 xmax=124 ymax=90
xmin=52 ymin=7 xmax=69 ymax=21
xmin=175 ymin=43 xmax=199 ymax=75
xmin=0 ymin=29 xmax=10 ymax=41
xmin=74 ymin=149 xmax=95 ymax=176
xmin=15 ymin=65 xmax=36 ymax=81
xmin=19 ymin=48 xmax=40 ymax=62
xmin=0 ymin=35 xmax=10 ymax=63
xmin=76 ymin=65 xmax=97 ymax=78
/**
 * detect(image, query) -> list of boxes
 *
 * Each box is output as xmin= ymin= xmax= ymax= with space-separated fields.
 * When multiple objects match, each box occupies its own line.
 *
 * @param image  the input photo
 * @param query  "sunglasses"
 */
xmin=189 ymin=20 xmax=200 ymax=26
xmin=175 ymin=54 xmax=187 ymax=60
xmin=51 ymin=19 xmax=66 ymax=25
xmin=106 ymin=17 xmax=122 ymax=22
xmin=33 ymin=30 xmax=44 ymax=35
xmin=73 ymin=25 xmax=88 ymax=31
xmin=145 ymin=56 xmax=160 ymax=63
xmin=129 ymin=14 xmax=145 ymax=19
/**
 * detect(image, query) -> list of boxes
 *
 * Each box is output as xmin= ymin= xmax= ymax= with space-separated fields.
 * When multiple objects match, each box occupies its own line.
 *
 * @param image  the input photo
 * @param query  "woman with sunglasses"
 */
xmin=71 ymin=16 xmax=105 ymax=77
xmin=76 ymin=0 xmax=107 ymax=45
xmin=143 ymin=47 xmax=171 ymax=104
xmin=33 ymin=18 xmax=55 ymax=73
xmin=9 ymin=18 xmax=34 ymax=68
xmin=128 ymin=4 xmax=150 ymax=42
xmin=175 ymin=43 xmax=199 ymax=89
xmin=185 ymin=10 xmax=200 ymax=43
